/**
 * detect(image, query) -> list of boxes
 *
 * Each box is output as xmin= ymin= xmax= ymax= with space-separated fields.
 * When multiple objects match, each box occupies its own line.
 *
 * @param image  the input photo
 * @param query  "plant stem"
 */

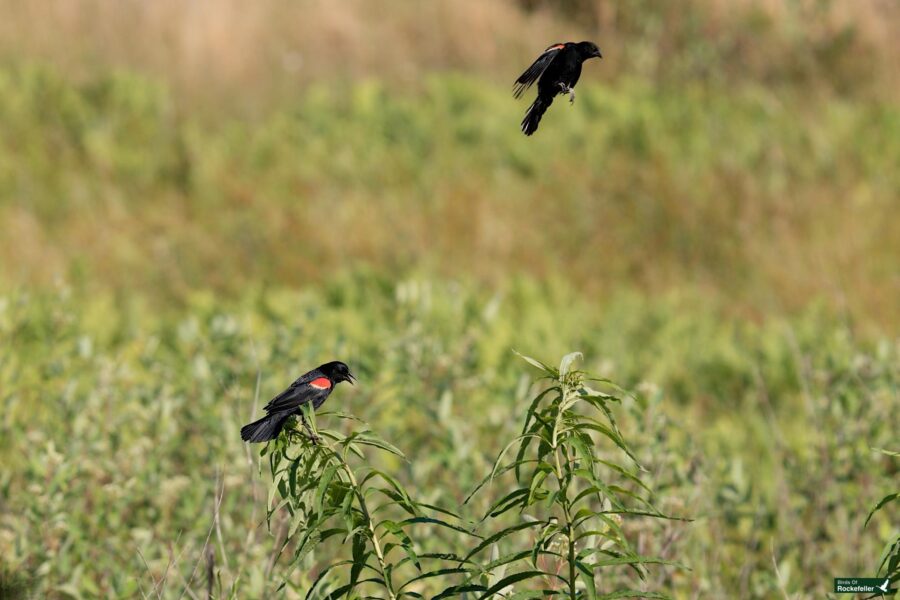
xmin=553 ymin=380 xmax=578 ymax=599
xmin=567 ymin=502 xmax=577 ymax=600
xmin=331 ymin=447 xmax=398 ymax=600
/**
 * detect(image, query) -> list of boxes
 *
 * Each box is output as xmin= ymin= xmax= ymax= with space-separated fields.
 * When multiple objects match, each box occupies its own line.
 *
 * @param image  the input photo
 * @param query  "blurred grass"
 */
xmin=1 ymin=65 xmax=898 ymax=328
xmin=1 ymin=0 xmax=896 ymax=105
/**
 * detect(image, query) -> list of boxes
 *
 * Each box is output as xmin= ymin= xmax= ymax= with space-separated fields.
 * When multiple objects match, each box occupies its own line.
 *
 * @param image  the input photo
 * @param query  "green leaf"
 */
xmin=876 ymin=537 xmax=900 ymax=576
xmin=322 ymin=579 xmax=385 ymax=600
xmin=432 ymin=584 xmax=488 ymax=600
xmin=572 ymin=422 xmax=639 ymax=467
xmin=372 ymin=486 xmax=419 ymax=518
xmin=349 ymin=532 xmax=368 ymax=590
xmin=503 ymin=592 xmax=555 ymax=599
xmin=354 ymin=434 xmax=408 ymax=460
xmin=477 ymin=549 xmax=534 ymax=573
xmin=582 ymin=555 xmax=684 ymax=570
xmin=317 ymin=410 xmax=368 ymax=423
xmin=871 ymin=448 xmax=900 ymax=458
xmin=477 ymin=570 xmax=562 ymax=599
xmin=315 ymin=464 xmax=339 ymax=510
xmin=398 ymin=568 xmax=469 ymax=592
xmin=288 ymin=456 xmax=302 ymax=497
xmin=363 ymin=469 xmax=413 ymax=501
xmin=464 ymin=520 xmax=544 ymax=561
xmin=305 ymin=560 xmax=355 ymax=599
xmin=593 ymin=458 xmax=653 ymax=494
xmin=380 ymin=520 xmax=422 ymax=571
xmin=400 ymin=516 xmax=476 ymax=537
xmin=525 ymin=469 xmax=551 ymax=506
xmin=483 ymin=487 xmax=529 ymax=519
xmin=416 ymin=501 xmax=463 ymax=520
xmin=465 ymin=459 xmax=539 ymax=504
xmin=865 ymin=493 xmax=899 ymax=528
xmin=466 ymin=434 xmax=545 ymax=504
xmin=576 ymin=559 xmax=598 ymax=599
xmin=598 ymin=591 xmax=671 ymax=599
xmin=514 ymin=350 xmax=553 ymax=374
xmin=516 ymin=387 xmax=558 ymax=479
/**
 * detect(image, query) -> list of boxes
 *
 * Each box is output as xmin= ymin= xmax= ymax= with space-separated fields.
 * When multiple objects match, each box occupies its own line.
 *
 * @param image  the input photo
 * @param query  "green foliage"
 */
xmin=261 ymin=352 xmax=678 ymax=598
xmin=866 ymin=448 xmax=899 ymax=591
xmin=1 ymin=64 xmax=898 ymax=326
xmin=460 ymin=352 xmax=681 ymax=598
xmin=263 ymin=408 xmax=471 ymax=598
xmin=0 ymin=565 xmax=34 ymax=600
xmin=0 ymin=279 xmax=896 ymax=597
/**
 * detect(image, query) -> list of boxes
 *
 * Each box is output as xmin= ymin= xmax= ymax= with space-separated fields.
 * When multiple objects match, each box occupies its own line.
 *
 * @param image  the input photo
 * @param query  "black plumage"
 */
xmin=514 ymin=41 xmax=603 ymax=135
xmin=240 ymin=361 xmax=355 ymax=443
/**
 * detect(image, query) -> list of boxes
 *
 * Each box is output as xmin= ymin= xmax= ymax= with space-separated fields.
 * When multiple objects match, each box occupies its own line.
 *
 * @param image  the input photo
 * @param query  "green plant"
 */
xmin=263 ymin=408 xmax=473 ymax=598
xmin=260 ymin=352 xmax=680 ymax=598
xmin=457 ymin=352 xmax=683 ymax=598
xmin=865 ymin=448 xmax=899 ymax=594
xmin=4 ymin=283 xmax=895 ymax=597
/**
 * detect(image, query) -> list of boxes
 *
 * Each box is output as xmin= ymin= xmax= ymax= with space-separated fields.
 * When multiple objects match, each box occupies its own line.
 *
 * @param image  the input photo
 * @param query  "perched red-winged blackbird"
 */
xmin=240 ymin=361 xmax=355 ymax=443
xmin=514 ymin=41 xmax=603 ymax=136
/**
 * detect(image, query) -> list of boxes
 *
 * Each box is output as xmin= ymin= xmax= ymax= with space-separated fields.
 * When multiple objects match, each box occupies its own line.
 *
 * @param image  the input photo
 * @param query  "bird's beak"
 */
xmin=346 ymin=372 xmax=356 ymax=385
xmin=595 ymin=50 xmax=603 ymax=59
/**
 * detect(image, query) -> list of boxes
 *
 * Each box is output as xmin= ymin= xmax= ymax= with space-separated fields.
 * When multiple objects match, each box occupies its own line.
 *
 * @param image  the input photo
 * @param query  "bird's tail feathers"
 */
xmin=240 ymin=412 xmax=291 ymax=443
xmin=521 ymin=95 xmax=553 ymax=136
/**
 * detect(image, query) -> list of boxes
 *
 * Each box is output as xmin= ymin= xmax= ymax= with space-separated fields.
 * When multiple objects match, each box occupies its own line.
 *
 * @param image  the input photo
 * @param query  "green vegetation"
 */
xmin=1 ymin=0 xmax=898 ymax=597
xmin=1 ymin=65 xmax=898 ymax=325
xmin=458 ymin=352 xmax=680 ymax=598
xmin=259 ymin=352 xmax=680 ymax=598
xmin=867 ymin=449 xmax=900 ymax=592
xmin=1 ymin=282 xmax=896 ymax=597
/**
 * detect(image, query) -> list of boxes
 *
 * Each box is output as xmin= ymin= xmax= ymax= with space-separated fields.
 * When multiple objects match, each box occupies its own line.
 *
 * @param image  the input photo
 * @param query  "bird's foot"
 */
xmin=302 ymin=422 xmax=320 ymax=445
xmin=557 ymin=83 xmax=575 ymax=104
xmin=288 ymin=421 xmax=321 ymax=446
xmin=291 ymin=428 xmax=320 ymax=445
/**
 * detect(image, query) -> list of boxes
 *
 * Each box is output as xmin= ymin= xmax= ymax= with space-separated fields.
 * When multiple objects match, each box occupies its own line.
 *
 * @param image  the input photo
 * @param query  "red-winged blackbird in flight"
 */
xmin=240 ymin=361 xmax=355 ymax=443
xmin=514 ymin=41 xmax=603 ymax=136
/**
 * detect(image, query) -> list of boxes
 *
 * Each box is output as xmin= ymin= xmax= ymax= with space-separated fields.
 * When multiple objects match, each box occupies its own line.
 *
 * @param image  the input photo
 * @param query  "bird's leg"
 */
xmin=299 ymin=415 xmax=320 ymax=445
xmin=558 ymin=82 xmax=575 ymax=104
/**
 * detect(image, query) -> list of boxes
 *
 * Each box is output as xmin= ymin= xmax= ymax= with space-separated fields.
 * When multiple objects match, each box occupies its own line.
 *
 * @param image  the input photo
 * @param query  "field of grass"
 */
xmin=1 ymin=0 xmax=898 ymax=598
xmin=1 ymin=281 xmax=897 ymax=597
xmin=2 ymin=65 xmax=897 ymax=325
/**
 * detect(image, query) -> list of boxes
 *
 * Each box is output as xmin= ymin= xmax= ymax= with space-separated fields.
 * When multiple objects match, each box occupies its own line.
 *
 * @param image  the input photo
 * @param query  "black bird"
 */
xmin=240 ymin=361 xmax=355 ymax=443
xmin=514 ymin=41 xmax=603 ymax=136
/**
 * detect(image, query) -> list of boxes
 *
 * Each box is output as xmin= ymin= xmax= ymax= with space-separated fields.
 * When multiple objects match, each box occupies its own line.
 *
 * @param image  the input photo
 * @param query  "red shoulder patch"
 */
xmin=309 ymin=377 xmax=332 ymax=390
xmin=548 ymin=43 xmax=565 ymax=51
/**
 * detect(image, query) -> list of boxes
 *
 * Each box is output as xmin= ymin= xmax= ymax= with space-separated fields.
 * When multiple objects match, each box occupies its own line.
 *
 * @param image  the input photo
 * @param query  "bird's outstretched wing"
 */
xmin=263 ymin=372 xmax=331 ymax=413
xmin=513 ymin=43 xmax=565 ymax=98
